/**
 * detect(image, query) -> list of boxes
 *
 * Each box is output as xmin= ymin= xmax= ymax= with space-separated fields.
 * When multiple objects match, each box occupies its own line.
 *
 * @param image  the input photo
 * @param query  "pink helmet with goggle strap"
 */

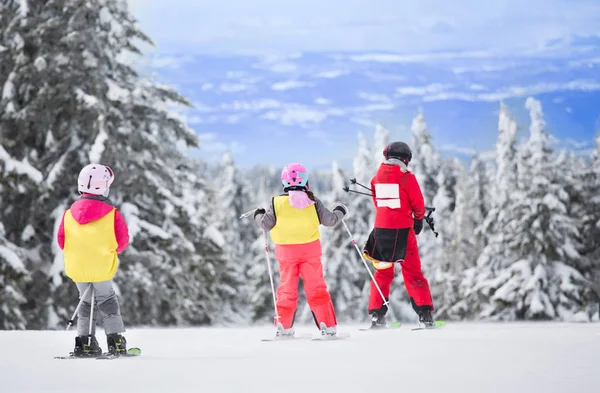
xmin=78 ymin=164 xmax=114 ymax=197
xmin=281 ymin=163 xmax=309 ymax=190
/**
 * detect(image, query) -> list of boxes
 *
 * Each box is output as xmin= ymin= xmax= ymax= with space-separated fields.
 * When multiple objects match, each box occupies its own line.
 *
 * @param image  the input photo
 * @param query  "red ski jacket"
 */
xmin=370 ymin=162 xmax=426 ymax=229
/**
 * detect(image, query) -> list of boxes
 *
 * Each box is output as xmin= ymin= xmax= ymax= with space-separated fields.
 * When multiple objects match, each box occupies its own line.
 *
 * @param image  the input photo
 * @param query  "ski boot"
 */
xmin=73 ymin=335 xmax=102 ymax=357
xmin=107 ymin=333 xmax=127 ymax=356
xmin=275 ymin=323 xmax=295 ymax=338
xmin=319 ymin=322 xmax=337 ymax=337
xmin=370 ymin=311 xmax=386 ymax=329
xmin=417 ymin=307 xmax=435 ymax=328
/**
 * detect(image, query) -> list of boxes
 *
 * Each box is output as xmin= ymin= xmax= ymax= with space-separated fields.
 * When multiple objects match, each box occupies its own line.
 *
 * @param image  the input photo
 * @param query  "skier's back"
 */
xmin=363 ymin=142 xmax=435 ymax=327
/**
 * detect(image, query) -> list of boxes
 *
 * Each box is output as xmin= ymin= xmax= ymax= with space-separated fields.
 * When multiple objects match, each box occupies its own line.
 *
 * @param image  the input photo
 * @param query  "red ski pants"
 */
xmin=368 ymin=229 xmax=433 ymax=312
xmin=275 ymin=244 xmax=337 ymax=329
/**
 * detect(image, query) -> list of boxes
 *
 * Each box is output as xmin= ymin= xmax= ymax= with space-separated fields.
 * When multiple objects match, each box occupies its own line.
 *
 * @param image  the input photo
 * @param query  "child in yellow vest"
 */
xmin=57 ymin=164 xmax=130 ymax=357
xmin=254 ymin=163 xmax=347 ymax=337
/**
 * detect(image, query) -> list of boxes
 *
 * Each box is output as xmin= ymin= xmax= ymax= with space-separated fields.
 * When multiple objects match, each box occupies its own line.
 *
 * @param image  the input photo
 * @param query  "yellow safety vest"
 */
xmin=270 ymin=195 xmax=321 ymax=245
xmin=63 ymin=209 xmax=119 ymax=282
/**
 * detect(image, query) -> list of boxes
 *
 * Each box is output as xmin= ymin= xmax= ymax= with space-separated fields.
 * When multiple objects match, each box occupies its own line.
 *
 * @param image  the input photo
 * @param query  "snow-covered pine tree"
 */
xmin=245 ymin=166 xmax=280 ymax=324
xmin=466 ymin=98 xmax=591 ymax=321
xmin=427 ymin=157 xmax=464 ymax=316
xmin=0 ymin=221 xmax=28 ymax=329
xmin=410 ymin=112 xmax=440 ymax=205
xmin=573 ymin=135 xmax=600 ymax=313
xmin=208 ymin=153 xmax=255 ymax=324
xmin=460 ymin=102 xmax=519 ymax=319
xmin=0 ymin=0 xmax=230 ymax=328
xmin=318 ymin=161 xmax=371 ymax=322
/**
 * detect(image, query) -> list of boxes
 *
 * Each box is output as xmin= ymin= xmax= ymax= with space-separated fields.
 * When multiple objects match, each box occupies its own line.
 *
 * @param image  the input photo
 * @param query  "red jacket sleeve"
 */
xmin=114 ymin=209 xmax=130 ymax=253
xmin=370 ymin=177 xmax=377 ymax=207
xmin=407 ymin=174 xmax=426 ymax=220
xmin=57 ymin=211 xmax=66 ymax=250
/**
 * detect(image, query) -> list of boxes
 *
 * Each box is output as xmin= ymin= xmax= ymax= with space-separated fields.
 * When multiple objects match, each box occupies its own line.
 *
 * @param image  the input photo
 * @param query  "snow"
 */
xmin=75 ymin=88 xmax=99 ymax=107
xmin=46 ymin=153 xmax=66 ymax=187
xmin=2 ymin=71 xmax=16 ymax=101
xmin=0 ymin=145 xmax=43 ymax=183
xmin=20 ymin=224 xmax=35 ymax=242
xmin=204 ymin=225 xmax=226 ymax=248
xmin=106 ymin=79 xmax=130 ymax=102
xmin=89 ymin=122 xmax=108 ymax=163
xmin=34 ymin=56 xmax=47 ymax=71
xmin=0 ymin=245 xmax=26 ymax=272
xmin=1 ymin=324 xmax=598 ymax=393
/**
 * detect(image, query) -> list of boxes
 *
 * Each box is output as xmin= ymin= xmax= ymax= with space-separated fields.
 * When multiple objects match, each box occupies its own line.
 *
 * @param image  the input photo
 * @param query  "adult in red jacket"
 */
xmin=363 ymin=141 xmax=435 ymax=328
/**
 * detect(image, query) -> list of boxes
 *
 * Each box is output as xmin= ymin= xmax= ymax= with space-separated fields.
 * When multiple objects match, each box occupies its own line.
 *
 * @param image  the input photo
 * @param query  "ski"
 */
xmin=311 ymin=332 xmax=351 ymax=341
xmin=96 ymin=347 xmax=141 ymax=359
xmin=411 ymin=320 xmax=446 ymax=331
xmin=359 ymin=321 xmax=401 ymax=331
xmin=55 ymin=347 xmax=141 ymax=360
xmin=261 ymin=333 xmax=312 ymax=342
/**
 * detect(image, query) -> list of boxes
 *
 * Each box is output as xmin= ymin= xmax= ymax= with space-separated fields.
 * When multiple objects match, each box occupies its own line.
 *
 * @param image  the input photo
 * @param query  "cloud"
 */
xmin=364 ymin=71 xmax=406 ymax=82
xmin=314 ymin=70 xmax=349 ymax=79
xmin=218 ymin=83 xmax=255 ymax=93
xmin=132 ymin=0 xmax=600 ymax=57
xmin=396 ymin=84 xmax=451 ymax=96
xmin=357 ymin=92 xmax=391 ymax=102
xmin=314 ymin=97 xmax=331 ymax=105
xmin=422 ymin=80 xmax=600 ymax=102
xmin=220 ymin=99 xmax=283 ymax=111
xmin=439 ymin=144 xmax=477 ymax=156
xmin=349 ymin=50 xmax=492 ymax=64
xmin=470 ymin=84 xmax=487 ymax=91
xmin=197 ymin=132 xmax=246 ymax=155
xmin=262 ymin=106 xmax=329 ymax=126
xmin=350 ymin=117 xmax=377 ymax=128
xmin=148 ymin=54 xmax=193 ymax=69
xmin=261 ymin=104 xmax=348 ymax=126
xmin=271 ymin=80 xmax=315 ymax=91
xmin=564 ymin=138 xmax=592 ymax=149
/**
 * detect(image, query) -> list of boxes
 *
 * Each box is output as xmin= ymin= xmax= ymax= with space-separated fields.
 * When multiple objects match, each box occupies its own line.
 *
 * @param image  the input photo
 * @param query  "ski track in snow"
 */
xmin=1 ymin=323 xmax=598 ymax=393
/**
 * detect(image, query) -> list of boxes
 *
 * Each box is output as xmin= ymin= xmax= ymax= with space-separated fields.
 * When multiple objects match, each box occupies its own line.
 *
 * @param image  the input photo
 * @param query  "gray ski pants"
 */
xmin=76 ymin=281 xmax=125 ymax=336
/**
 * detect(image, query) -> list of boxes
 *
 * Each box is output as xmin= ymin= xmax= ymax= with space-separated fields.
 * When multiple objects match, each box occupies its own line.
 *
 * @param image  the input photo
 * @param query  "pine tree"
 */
xmin=0 ymin=0 xmax=230 ymax=328
xmin=245 ymin=166 xmax=280 ymax=324
xmin=0 ymin=221 xmax=28 ymax=329
xmin=410 ymin=112 xmax=440 ymax=205
xmin=465 ymin=98 xmax=591 ymax=321
xmin=319 ymin=161 xmax=371 ymax=322
xmin=427 ymin=157 xmax=463 ymax=317
xmin=209 ymin=153 xmax=254 ymax=324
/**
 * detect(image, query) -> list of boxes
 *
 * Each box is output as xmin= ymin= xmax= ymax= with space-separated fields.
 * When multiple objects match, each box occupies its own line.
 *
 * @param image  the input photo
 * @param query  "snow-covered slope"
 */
xmin=2 ymin=323 xmax=598 ymax=393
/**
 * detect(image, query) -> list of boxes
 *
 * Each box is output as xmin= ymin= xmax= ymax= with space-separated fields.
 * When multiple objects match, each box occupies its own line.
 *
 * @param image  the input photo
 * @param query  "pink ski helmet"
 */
xmin=281 ymin=163 xmax=309 ymax=190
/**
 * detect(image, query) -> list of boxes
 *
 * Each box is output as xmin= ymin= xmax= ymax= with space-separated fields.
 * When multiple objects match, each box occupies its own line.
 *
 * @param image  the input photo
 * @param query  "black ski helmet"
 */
xmin=383 ymin=141 xmax=412 ymax=163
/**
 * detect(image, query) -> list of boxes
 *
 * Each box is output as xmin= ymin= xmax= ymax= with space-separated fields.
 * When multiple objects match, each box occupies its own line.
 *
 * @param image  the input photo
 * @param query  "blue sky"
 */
xmin=128 ymin=0 xmax=600 ymax=171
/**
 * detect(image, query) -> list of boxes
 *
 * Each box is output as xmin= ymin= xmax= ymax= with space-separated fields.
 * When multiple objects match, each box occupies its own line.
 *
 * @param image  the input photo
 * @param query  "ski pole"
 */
xmin=239 ymin=208 xmax=258 ymax=219
xmin=349 ymin=178 xmax=372 ymax=193
xmin=262 ymin=229 xmax=281 ymax=325
xmin=340 ymin=220 xmax=391 ymax=312
xmin=424 ymin=208 xmax=439 ymax=237
xmin=342 ymin=186 xmax=373 ymax=197
xmin=88 ymin=286 xmax=95 ymax=346
xmin=66 ymin=284 xmax=91 ymax=331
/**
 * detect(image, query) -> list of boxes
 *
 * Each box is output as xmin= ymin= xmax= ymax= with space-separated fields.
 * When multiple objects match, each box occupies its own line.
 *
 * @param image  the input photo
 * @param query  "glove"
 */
xmin=253 ymin=208 xmax=266 ymax=219
xmin=413 ymin=219 xmax=423 ymax=235
xmin=333 ymin=203 xmax=348 ymax=217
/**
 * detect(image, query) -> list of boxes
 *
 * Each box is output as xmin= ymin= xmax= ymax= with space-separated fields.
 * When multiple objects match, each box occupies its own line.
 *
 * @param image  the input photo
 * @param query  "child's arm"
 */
xmin=57 ymin=212 xmax=66 ymax=250
xmin=315 ymin=197 xmax=347 ymax=227
xmin=114 ymin=209 xmax=130 ymax=253
xmin=254 ymin=203 xmax=276 ymax=232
